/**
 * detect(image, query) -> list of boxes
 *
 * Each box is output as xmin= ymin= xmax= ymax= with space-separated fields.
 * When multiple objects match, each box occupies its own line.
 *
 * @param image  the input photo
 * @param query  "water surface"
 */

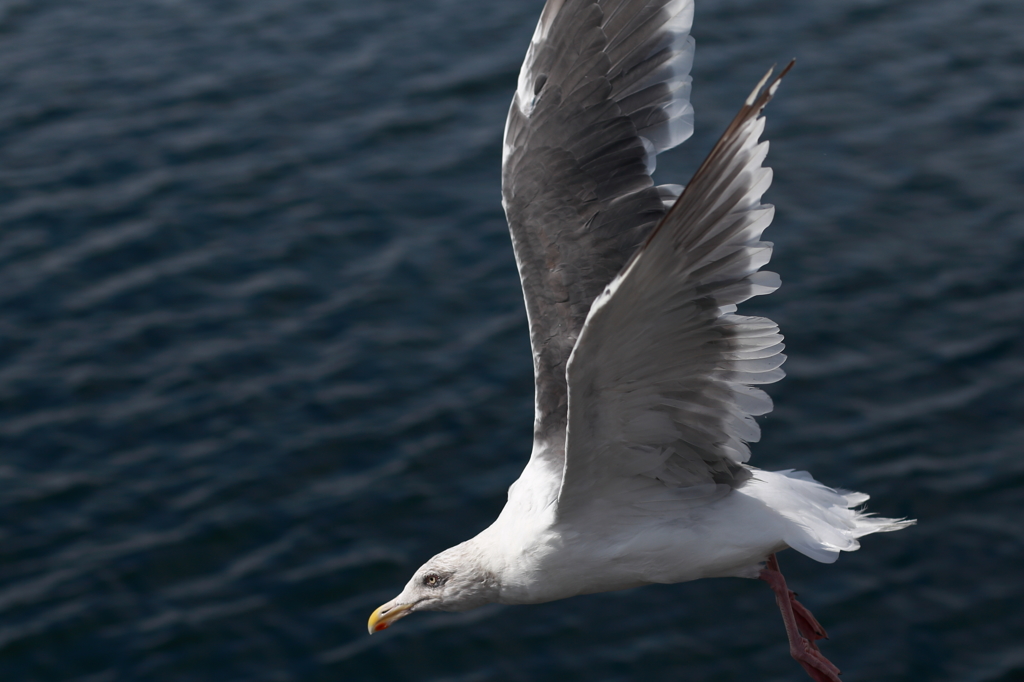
xmin=1 ymin=1 xmax=1022 ymax=680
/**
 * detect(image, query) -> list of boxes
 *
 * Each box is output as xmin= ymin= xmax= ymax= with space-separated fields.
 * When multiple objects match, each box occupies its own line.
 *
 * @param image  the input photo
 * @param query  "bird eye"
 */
xmin=422 ymin=573 xmax=441 ymax=587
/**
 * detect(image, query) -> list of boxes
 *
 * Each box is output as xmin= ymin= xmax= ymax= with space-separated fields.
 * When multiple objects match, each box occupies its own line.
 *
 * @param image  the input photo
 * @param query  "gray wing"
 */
xmin=557 ymin=65 xmax=793 ymax=517
xmin=502 ymin=0 xmax=696 ymax=453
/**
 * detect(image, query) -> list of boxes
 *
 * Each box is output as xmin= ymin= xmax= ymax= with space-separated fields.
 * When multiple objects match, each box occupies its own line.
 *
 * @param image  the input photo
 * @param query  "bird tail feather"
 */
xmin=753 ymin=469 xmax=915 ymax=564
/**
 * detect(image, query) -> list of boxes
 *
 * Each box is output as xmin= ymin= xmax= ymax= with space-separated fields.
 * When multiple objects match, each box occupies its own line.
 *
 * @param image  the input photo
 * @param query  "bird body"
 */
xmin=485 ymin=472 xmax=783 ymax=604
xmin=369 ymin=1 xmax=912 ymax=677
xmin=389 ymin=466 xmax=890 ymax=611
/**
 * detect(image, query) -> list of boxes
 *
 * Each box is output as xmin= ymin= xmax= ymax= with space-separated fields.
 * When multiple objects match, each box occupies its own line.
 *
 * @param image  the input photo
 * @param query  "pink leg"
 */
xmin=759 ymin=554 xmax=842 ymax=682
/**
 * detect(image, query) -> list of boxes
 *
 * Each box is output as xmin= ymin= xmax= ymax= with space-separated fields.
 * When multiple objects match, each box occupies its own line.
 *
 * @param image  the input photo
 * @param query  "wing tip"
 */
xmin=745 ymin=58 xmax=796 ymax=111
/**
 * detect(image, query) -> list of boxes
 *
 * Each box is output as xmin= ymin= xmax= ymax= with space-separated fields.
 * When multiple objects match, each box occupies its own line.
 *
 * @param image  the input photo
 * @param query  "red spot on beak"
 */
xmin=374 ymin=621 xmax=389 ymax=632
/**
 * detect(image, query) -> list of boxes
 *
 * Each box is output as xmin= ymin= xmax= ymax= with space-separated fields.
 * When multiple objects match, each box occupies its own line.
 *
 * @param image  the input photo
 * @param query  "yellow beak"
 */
xmin=367 ymin=601 xmax=413 ymax=634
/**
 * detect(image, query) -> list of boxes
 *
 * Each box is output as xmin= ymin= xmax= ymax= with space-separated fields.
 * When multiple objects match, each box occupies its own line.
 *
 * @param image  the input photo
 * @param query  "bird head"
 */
xmin=367 ymin=541 xmax=499 ymax=633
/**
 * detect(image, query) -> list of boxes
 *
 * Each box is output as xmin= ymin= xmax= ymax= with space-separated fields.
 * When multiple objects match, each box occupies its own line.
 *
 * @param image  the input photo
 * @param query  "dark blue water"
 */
xmin=1 ymin=0 xmax=1022 ymax=680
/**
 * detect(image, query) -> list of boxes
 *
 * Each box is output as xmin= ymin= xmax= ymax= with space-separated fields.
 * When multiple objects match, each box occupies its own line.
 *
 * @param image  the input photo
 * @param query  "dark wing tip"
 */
xmin=745 ymin=58 xmax=796 ymax=112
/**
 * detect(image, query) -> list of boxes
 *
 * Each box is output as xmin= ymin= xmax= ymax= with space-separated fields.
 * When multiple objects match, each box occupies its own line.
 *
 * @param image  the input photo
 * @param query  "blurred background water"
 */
xmin=0 ymin=0 xmax=1022 ymax=680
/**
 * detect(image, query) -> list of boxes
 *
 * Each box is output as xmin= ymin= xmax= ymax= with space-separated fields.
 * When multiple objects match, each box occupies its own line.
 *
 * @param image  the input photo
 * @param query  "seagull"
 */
xmin=368 ymin=2 xmax=913 ymax=680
